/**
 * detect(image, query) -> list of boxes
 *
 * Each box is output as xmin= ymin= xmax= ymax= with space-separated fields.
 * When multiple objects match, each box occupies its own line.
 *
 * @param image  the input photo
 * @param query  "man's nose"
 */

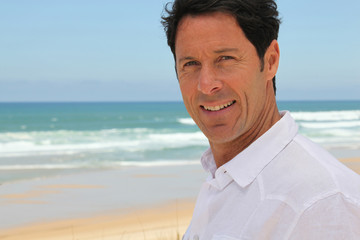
xmin=197 ymin=66 xmax=223 ymax=95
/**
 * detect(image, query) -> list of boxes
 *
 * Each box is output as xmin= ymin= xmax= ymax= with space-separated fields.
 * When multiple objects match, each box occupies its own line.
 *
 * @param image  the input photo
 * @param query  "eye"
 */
xmin=220 ymin=56 xmax=234 ymax=61
xmin=184 ymin=61 xmax=199 ymax=67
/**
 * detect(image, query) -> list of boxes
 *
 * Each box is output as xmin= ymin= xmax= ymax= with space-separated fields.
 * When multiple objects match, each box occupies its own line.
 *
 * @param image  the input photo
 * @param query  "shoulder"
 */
xmin=261 ymin=133 xmax=360 ymax=213
xmin=259 ymin=134 xmax=360 ymax=239
xmin=288 ymin=192 xmax=360 ymax=239
xmin=292 ymin=134 xmax=360 ymax=194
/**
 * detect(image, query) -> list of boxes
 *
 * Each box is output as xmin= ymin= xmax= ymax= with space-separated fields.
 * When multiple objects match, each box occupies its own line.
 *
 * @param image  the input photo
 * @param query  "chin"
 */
xmin=205 ymin=131 xmax=239 ymax=145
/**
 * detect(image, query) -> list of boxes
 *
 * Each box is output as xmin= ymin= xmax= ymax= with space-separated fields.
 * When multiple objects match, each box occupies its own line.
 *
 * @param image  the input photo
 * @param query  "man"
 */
xmin=162 ymin=0 xmax=360 ymax=239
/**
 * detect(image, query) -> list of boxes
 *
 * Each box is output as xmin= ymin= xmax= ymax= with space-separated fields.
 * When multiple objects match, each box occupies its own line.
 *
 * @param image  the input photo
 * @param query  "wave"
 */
xmin=177 ymin=118 xmax=196 ymax=125
xmin=177 ymin=112 xmax=360 ymax=125
xmin=0 ymin=129 xmax=208 ymax=157
xmin=300 ymin=126 xmax=360 ymax=150
xmin=119 ymin=159 xmax=200 ymax=167
xmin=0 ymin=159 xmax=200 ymax=171
xmin=299 ymin=120 xmax=360 ymax=129
xmin=310 ymin=140 xmax=360 ymax=150
xmin=291 ymin=110 xmax=360 ymax=121
xmin=1 ymin=109 xmax=360 ymax=160
xmin=0 ymin=164 xmax=84 ymax=170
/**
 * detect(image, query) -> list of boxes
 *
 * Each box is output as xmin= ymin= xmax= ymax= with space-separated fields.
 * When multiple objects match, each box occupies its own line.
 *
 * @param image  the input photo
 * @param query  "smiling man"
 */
xmin=175 ymin=11 xmax=280 ymax=168
xmin=162 ymin=0 xmax=360 ymax=239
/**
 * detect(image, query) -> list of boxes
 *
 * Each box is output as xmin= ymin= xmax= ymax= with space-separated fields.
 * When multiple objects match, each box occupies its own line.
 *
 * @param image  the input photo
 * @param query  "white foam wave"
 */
xmin=119 ymin=160 xmax=200 ymax=167
xmin=0 ymin=141 xmax=124 ymax=157
xmin=0 ymin=164 xmax=83 ymax=170
xmin=0 ymin=159 xmax=200 ymax=171
xmin=177 ymin=118 xmax=196 ymax=125
xmin=312 ymin=140 xmax=360 ymax=150
xmin=148 ymin=131 xmax=207 ymax=147
xmin=0 ymin=129 xmax=208 ymax=157
xmin=300 ymin=121 xmax=360 ymax=129
xmin=292 ymin=110 xmax=360 ymax=121
xmin=300 ymin=125 xmax=360 ymax=144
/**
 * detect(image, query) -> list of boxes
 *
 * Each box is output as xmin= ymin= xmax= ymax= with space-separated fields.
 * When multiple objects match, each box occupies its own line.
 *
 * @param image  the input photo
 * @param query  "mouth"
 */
xmin=201 ymin=100 xmax=236 ymax=112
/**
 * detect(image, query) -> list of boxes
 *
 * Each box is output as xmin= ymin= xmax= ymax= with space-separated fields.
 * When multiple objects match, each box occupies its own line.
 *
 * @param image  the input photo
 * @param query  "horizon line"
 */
xmin=1 ymin=99 xmax=360 ymax=104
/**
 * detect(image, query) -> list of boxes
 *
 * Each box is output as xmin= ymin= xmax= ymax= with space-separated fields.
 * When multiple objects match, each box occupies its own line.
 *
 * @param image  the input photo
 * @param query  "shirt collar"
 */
xmin=201 ymin=148 xmax=216 ymax=174
xmin=201 ymin=111 xmax=298 ymax=188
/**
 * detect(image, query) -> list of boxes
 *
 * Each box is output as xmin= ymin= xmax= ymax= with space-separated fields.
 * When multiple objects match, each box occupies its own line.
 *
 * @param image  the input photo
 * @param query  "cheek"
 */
xmin=179 ymin=82 xmax=196 ymax=109
xmin=179 ymin=83 xmax=188 ymax=101
xmin=232 ymin=70 xmax=264 ymax=95
xmin=179 ymin=79 xmax=197 ymax=98
xmin=179 ymin=82 xmax=202 ymax=122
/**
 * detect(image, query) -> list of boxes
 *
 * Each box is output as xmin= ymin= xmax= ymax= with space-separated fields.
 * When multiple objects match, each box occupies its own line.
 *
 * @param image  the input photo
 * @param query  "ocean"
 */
xmin=0 ymin=101 xmax=359 ymax=184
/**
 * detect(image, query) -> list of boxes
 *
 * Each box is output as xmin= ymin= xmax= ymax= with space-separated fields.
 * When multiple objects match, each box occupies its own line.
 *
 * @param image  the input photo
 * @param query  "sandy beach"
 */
xmin=1 ymin=158 xmax=359 ymax=240
xmin=0 ymin=200 xmax=195 ymax=240
xmin=0 ymin=164 xmax=205 ymax=240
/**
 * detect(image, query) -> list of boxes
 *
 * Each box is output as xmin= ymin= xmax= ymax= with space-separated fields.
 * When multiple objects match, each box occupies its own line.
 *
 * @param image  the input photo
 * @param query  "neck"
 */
xmin=210 ymin=99 xmax=281 ymax=168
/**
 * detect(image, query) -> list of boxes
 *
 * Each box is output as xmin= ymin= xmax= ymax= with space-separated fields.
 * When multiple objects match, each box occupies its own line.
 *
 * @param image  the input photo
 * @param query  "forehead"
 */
xmin=177 ymin=12 xmax=238 ymax=30
xmin=175 ymin=12 xmax=249 ymax=56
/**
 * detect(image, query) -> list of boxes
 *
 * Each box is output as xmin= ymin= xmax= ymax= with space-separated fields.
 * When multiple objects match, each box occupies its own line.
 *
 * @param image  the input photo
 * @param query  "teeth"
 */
xmin=203 ymin=101 xmax=235 ymax=111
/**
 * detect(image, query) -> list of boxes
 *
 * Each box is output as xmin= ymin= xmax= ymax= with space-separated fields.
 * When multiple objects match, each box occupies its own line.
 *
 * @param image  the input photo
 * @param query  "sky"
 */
xmin=1 ymin=0 xmax=359 ymax=102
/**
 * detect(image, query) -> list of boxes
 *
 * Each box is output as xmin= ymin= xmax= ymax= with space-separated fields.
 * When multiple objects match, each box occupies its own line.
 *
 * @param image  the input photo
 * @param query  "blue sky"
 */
xmin=1 ymin=0 xmax=359 ymax=102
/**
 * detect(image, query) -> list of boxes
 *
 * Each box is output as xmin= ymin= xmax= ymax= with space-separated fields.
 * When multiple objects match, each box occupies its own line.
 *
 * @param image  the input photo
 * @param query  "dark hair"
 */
xmin=161 ymin=0 xmax=281 ymax=93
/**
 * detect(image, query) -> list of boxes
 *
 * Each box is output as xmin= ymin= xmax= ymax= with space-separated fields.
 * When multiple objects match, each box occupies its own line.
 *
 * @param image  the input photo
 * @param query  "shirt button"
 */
xmin=193 ymin=234 xmax=199 ymax=240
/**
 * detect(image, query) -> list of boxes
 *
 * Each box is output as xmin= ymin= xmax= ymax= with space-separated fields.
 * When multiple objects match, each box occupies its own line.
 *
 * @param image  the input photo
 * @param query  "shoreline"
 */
xmin=0 ymin=157 xmax=359 ymax=239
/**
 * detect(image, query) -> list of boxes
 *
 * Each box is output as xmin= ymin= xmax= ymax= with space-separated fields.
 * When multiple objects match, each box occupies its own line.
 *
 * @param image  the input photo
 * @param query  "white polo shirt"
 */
xmin=183 ymin=111 xmax=360 ymax=240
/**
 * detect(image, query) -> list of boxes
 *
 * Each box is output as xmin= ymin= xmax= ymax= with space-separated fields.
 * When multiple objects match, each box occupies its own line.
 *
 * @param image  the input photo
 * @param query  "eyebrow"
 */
xmin=178 ymin=56 xmax=196 ymax=64
xmin=177 ymin=48 xmax=240 ymax=63
xmin=213 ymin=48 xmax=239 ymax=54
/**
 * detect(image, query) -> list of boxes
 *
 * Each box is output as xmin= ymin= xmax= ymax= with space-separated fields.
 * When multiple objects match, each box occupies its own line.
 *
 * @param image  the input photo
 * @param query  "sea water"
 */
xmin=0 ymin=101 xmax=359 ymax=184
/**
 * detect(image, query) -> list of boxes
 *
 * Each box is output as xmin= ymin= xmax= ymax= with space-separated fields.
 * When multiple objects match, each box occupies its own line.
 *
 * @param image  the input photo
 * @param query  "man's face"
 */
xmin=175 ymin=12 xmax=275 ymax=145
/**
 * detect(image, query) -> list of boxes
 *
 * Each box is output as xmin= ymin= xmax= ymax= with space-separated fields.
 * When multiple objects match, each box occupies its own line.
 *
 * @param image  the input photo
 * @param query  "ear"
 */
xmin=264 ymin=40 xmax=280 ymax=82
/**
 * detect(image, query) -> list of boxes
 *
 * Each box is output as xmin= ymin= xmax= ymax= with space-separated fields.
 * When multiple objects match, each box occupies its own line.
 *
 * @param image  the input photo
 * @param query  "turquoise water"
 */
xmin=0 ymin=101 xmax=359 ymax=183
xmin=0 ymin=102 xmax=190 ymax=132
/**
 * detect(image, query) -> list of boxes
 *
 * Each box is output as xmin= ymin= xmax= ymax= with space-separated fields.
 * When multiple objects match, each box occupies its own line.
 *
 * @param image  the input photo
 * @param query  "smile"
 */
xmin=202 ymin=100 xmax=236 ymax=112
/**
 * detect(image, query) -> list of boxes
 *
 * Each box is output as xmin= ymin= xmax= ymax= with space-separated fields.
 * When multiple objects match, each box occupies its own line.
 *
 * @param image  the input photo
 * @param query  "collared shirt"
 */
xmin=183 ymin=111 xmax=360 ymax=240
